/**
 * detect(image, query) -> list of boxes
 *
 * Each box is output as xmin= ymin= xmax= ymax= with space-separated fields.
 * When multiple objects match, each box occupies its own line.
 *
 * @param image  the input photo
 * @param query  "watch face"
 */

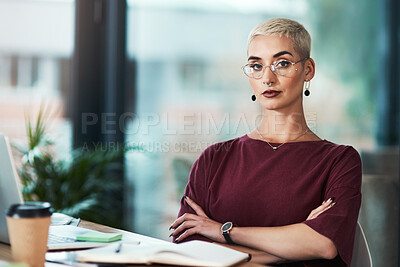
xmin=221 ymin=222 xmax=233 ymax=232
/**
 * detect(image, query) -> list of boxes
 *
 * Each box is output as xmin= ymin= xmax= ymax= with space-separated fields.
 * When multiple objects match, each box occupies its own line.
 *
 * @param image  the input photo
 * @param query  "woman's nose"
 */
xmin=261 ymin=64 xmax=276 ymax=83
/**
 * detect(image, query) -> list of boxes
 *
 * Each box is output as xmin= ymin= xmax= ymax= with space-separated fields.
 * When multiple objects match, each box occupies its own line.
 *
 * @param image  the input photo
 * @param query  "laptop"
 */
xmin=0 ymin=133 xmax=136 ymax=250
xmin=0 ymin=133 xmax=24 ymax=244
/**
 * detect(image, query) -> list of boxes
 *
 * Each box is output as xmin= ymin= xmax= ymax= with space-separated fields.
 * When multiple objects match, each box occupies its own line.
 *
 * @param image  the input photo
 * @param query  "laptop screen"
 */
xmin=0 ymin=133 xmax=24 ymax=244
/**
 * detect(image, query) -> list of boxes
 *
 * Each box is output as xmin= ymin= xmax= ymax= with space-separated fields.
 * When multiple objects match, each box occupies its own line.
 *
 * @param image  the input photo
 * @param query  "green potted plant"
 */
xmin=15 ymin=105 xmax=138 ymax=228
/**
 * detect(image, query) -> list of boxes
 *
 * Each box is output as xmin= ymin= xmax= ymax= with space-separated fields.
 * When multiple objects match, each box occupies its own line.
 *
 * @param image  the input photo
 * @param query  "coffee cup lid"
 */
xmin=7 ymin=202 xmax=53 ymax=218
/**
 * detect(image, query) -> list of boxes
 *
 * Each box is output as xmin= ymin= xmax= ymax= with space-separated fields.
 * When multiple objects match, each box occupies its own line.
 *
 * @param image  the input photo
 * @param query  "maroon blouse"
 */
xmin=176 ymin=135 xmax=362 ymax=267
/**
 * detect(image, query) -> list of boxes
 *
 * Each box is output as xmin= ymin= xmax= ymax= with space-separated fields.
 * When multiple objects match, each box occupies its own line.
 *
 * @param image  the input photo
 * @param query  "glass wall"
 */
xmin=125 ymin=0 xmax=379 ymax=240
xmin=0 ymin=0 xmax=74 ymax=156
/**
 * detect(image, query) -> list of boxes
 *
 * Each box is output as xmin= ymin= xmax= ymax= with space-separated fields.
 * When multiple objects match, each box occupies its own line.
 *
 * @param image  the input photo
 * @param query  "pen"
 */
xmin=115 ymin=243 xmax=122 ymax=253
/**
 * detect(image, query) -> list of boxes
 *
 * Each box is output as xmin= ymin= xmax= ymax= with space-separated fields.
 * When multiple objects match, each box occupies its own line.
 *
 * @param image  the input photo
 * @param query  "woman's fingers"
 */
xmin=184 ymin=196 xmax=207 ymax=217
xmin=169 ymin=212 xmax=199 ymax=230
xmin=309 ymin=200 xmax=335 ymax=220
xmin=175 ymin=227 xmax=198 ymax=242
xmin=308 ymin=204 xmax=325 ymax=220
xmin=306 ymin=198 xmax=335 ymax=220
xmin=307 ymin=201 xmax=329 ymax=220
xmin=170 ymin=220 xmax=199 ymax=239
xmin=310 ymin=202 xmax=335 ymax=219
xmin=169 ymin=196 xmax=208 ymax=230
xmin=172 ymin=216 xmax=225 ymax=243
xmin=169 ymin=196 xmax=224 ymax=243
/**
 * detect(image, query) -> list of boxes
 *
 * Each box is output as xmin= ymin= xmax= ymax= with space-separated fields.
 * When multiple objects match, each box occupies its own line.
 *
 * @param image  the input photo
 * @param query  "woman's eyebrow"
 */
xmin=247 ymin=56 xmax=262 ymax=61
xmin=273 ymin=51 xmax=294 ymax=58
xmin=248 ymin=51 xmax=293 ymax=61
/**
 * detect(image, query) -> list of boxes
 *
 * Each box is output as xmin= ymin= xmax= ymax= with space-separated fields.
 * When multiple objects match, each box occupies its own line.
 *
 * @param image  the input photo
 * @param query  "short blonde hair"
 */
xmin=247 ymin=18 xmax=311 ymax=59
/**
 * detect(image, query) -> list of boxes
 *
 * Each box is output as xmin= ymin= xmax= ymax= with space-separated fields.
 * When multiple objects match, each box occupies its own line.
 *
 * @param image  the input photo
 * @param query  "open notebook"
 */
xmin=75 ymin=240 xmax=250 ymax=267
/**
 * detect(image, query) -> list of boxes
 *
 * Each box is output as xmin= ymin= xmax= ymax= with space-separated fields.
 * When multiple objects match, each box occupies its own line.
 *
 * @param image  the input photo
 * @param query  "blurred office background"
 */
xmin=0 ymin=0 xmax=398 ymax=266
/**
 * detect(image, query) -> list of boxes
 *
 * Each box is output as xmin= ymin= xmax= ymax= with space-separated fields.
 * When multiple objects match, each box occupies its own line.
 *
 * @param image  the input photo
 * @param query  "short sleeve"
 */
xmin=303 ymin=147 xmax=362 ymax=266
xmin=173 ymin=148 xmax=213 ymax=243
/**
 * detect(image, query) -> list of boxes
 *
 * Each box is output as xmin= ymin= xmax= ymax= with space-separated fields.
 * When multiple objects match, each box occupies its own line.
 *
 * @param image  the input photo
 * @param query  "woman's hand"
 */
xmin=306 ymin=198 xmax=335 ymax=220
xmin=169 ymin=196 xmax=225 ymax=243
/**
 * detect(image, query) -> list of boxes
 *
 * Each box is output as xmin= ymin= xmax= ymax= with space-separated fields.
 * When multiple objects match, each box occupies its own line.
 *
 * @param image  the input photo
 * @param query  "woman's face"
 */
xmin=247 ymin=35 xmax=314 ymax=112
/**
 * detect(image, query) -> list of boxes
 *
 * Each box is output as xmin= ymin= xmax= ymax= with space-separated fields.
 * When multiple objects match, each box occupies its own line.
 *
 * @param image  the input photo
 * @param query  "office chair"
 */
xmin=351 ymin=221 xmax=373 ymax=267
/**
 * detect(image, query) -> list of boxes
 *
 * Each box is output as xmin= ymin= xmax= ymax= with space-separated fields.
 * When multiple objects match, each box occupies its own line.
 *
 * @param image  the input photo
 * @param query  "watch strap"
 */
xmin=222 ymin=231 xmax=235 ymax=244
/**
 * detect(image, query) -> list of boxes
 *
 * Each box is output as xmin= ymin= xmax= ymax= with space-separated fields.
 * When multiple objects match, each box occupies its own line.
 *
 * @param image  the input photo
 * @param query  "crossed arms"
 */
xmin=170 ymin=196 xmax=337 ymax=265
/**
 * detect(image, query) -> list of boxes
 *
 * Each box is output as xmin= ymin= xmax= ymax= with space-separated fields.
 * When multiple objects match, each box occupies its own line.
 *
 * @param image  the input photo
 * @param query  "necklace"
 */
xmin=255 ymin=128 xmax=310 ymax=151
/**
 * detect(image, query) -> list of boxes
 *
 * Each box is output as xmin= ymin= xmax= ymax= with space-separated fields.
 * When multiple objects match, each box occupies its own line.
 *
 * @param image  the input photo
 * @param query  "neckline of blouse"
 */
xmin=243 ymin=134 xmax=328 ymax=145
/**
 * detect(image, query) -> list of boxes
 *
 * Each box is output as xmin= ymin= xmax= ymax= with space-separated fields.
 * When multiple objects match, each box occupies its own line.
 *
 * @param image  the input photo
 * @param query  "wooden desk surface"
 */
xmin=0 ymin=221 xmax=266 ymax=267
xmin=0 ymin=241 xmax=12 ymax=262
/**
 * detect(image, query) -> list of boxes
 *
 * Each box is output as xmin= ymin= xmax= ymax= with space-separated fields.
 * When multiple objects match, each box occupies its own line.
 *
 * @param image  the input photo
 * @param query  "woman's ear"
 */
xmin=305 ymin=58 xmax=315 ymax=81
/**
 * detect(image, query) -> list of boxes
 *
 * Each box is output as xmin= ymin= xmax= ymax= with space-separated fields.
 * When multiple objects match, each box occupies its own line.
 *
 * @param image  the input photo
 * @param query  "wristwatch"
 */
xmin=221 ymin=222 xmax=235 ymax=244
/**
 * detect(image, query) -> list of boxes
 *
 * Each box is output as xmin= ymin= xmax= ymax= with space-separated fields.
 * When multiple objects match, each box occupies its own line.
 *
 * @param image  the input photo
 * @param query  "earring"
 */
xmin=304 ymin=80 xmax=310 ymax=96
xmin=251 ymin=95 xmax=256 ymax=101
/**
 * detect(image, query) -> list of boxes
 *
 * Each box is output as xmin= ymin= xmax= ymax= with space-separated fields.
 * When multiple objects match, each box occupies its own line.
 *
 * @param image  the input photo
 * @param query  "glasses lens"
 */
xmin=273 ymin=60 xmax=293 ymax=76
xmin=243 ymin=66 xmax=253 ymax=77
xmin=244 ymin=63 xmax=263 ymax=78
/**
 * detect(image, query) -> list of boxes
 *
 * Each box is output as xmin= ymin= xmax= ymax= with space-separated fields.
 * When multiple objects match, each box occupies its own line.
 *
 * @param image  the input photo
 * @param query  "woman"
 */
xmin=170 ymin=18 xmax=361 ymax=267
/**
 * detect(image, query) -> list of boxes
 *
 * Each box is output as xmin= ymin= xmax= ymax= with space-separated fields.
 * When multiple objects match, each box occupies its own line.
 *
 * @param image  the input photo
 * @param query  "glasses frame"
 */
xmin=242 ymin=57 xmax=309 ymax=79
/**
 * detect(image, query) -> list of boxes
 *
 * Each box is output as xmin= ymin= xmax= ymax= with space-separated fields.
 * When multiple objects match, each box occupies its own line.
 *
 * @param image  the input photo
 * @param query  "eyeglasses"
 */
xmin=241 ymin=57 xmax=309 ymax=79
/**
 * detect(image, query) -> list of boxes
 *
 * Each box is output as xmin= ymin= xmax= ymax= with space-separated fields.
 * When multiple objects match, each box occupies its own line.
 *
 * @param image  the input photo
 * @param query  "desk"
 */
xmin=0 ymin=220 xmax=265 ymax=267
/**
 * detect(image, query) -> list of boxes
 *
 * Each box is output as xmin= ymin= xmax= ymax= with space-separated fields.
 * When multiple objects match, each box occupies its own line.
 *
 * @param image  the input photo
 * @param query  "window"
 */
xmin=0 ymin=0 xmax=74 ymax=155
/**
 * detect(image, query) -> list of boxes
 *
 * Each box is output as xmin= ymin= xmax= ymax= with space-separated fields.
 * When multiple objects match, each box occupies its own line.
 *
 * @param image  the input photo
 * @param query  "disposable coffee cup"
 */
xmin=6 ymin=202 xmax=53 ymax=267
